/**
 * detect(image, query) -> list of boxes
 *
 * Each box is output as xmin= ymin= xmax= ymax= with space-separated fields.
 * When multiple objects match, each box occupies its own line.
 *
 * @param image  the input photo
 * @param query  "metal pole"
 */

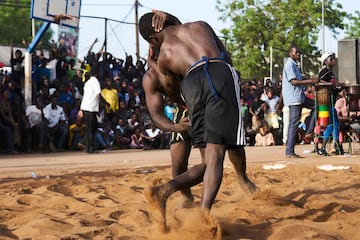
xmin=32 ymin=19 xmax=35 ymax=39
xmin=105 ymin=18 xmax=108 ymax=52
xmin=270 ymin=46 xmax=273 ymax=81
xmin=135 ymin=0 xmax=139 ymax=60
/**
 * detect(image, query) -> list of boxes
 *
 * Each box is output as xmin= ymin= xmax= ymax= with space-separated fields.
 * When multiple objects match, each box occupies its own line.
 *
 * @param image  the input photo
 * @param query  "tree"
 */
xmin=0 ymin=0 xmax=54 ymax=49
xmin=345 ymin=10 xmax=360 ymax=38
xmin=216 ymin=0 xmax=347 ymax=80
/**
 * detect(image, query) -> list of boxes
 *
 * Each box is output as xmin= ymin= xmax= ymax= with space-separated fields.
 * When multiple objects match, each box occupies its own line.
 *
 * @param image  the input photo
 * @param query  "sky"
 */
xmin=54 ymin=0 xmax=358 ymax=60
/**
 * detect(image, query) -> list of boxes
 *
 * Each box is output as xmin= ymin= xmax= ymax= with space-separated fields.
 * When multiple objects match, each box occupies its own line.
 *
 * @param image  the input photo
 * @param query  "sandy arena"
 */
xmin=0 ymin=144 xmax=359 ymax=239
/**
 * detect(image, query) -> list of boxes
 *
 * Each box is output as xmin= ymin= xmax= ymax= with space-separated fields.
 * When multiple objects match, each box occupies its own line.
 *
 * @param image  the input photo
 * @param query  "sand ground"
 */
xmin=0 ymin=143 xmax=359 ymax=239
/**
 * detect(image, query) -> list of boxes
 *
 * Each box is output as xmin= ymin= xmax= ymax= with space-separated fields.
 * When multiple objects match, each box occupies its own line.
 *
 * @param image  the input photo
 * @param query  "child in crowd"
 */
xmin=255 ymin=120 xmax=275 ymax=146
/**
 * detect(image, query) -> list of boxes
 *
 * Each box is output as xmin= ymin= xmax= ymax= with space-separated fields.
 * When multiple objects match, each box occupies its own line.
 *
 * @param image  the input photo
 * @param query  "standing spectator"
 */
xmin=118 ymin=80 xmax=130 ymax=104
xmin=46 ymin=50 xmax=58 ymax=85
xmin=101 ymin=77 xmax=119 ymax=121
xmin=77 ymin=67 xmax=106 ymax=153
xmin=249 ymin=92 xmax=265 ymax=132
xmin=282 ymin=45 xmax=318 ymax=158
xmin=0 ymin=89 xmax=21 ymax=152
xmin=263 ymin=88 xmax=280 ymax=144
xmin=317 ymin=52 xmax=343 ymax=155
xmin=43 ymin=95 xmax=68 ymax=151
xmin=9 ymin=40 xmax=24 ymax=88
xmin=56 ymin=48 xmax=69 ymax=82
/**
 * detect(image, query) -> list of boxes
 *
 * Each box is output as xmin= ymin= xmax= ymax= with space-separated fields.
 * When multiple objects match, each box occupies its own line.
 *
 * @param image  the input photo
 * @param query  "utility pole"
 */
xmin=322 ymin=0 xmax=325 ymax=53
xmin=135 ymin=0 xmax=140 ymax=60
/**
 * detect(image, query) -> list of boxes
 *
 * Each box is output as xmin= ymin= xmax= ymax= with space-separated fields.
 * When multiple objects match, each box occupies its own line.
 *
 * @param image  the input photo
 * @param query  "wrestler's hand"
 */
xmin=152 ymin=9 xmax=167 ymax=32
xmin=175 ymin=117 xmax=190 ymax=132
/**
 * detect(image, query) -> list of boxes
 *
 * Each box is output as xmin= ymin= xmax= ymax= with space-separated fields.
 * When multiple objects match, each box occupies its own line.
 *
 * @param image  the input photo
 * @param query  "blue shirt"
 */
xmin=282 ymin=57 xmax=305 ymax=106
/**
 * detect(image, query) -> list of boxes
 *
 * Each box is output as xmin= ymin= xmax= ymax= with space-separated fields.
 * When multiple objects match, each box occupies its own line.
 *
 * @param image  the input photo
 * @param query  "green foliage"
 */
xmin=345 ymin=10 xmax=360 ymax=38
xmin=216 ymin=0 xmax=347 ymax=80
xmin=0 ymin=0 xmax=54 ymax=49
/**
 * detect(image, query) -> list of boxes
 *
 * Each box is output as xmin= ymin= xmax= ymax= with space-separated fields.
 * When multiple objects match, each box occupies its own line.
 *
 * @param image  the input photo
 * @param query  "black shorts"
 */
xmin=180 ymin=61 xmax=246 ymax=147
xmin=170 ymin=105 xmax=191 ymax=144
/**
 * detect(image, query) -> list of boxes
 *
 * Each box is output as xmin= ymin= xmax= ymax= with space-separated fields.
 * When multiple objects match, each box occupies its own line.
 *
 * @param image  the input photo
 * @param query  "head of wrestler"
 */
xmin=139 ymin=12 xmax=172 ymax=46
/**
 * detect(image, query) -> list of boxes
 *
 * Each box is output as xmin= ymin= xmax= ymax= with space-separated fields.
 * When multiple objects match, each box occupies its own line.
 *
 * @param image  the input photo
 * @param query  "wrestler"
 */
xmin=140 ymin=10 xmax=258 ymax=232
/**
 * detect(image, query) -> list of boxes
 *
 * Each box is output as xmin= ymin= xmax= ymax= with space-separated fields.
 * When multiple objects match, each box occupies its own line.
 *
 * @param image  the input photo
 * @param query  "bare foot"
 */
xmin=181 ymin=195 xmax=195 ymax=208
xmin=144 ymin=184 xmax=168 ymax=233
xmin=239 ymin=178 xmax=260 ymax=195
xmin=200 ymin=210 xmax=222 ymax=240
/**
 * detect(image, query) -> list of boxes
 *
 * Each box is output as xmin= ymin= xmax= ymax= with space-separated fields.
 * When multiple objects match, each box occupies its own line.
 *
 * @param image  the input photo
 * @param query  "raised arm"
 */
xmin=151 ymin=9 xmax=182 ymax=32
xmin=87 ymin=38 xmax=98 ymax=55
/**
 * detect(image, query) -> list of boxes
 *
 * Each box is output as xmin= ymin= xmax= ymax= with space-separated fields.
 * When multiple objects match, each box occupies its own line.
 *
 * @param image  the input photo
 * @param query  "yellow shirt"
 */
xmin=101 ymin=88 xmax=119 ymax=113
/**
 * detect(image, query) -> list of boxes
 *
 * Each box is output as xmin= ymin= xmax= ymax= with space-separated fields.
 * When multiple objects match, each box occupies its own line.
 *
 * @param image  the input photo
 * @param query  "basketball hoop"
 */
xmin=54 ymin=14 xmax=79 ymax=25
xmin=31 ymin=0 xmax=81 ymax=29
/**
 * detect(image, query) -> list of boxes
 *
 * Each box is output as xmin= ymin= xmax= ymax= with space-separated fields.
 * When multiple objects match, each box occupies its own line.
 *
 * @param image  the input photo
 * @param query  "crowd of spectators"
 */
xmin=240 ymin=78 xmax=286 ymax=146
xmin=1 ymin=39 xmax=357 ymax=155
xmin=0 ymin=38 xmax=168 ymax=154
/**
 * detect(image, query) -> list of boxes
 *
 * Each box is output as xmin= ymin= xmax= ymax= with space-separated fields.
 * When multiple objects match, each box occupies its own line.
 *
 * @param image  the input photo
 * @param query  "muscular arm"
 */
xmin=142 ymin=69 xmax=188 ymax=133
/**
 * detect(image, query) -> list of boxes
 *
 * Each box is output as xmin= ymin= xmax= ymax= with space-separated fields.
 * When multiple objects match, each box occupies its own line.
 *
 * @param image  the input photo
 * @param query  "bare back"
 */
xmin=157 ymin=21 xmax=223 ymax=78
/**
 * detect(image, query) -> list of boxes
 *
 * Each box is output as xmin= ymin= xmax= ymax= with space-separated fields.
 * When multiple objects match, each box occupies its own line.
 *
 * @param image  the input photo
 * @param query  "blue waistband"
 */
xmin=186 ymin=52 xmax=227 ymax=101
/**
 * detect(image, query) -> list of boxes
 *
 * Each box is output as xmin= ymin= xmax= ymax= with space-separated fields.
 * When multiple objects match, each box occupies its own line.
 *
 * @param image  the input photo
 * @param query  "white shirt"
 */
xmin=43 ymin=103 xmax=66 ymax=128
xmin=80 ymin=76 xmax=101 ymax=112
xmin=26 ymin=105 xmax=42 ymax=128
xmin=46 ymin=59 xmax=57 ymax=83
xmin=145 ymin=128 xmax=161 ymax=138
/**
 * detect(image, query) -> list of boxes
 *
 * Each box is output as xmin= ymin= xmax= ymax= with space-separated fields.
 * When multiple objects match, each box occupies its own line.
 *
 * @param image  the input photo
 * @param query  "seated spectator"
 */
xmin=118 ymin=100 xmax=132 ymax=121
xmin=255 ymin=120 xmax=275 ymax=146
xmin=95 ymin=121 xmax=115 ymax=150
xmin=68 ymin=118 xmax=86 ymax=151
xmin=0 ymin=118 xmax=16 ymax=154
xmin=57 ymin=83 xmax=74 ymax=117
xmin=43 ymin=95 xmax=68 ymax=151
xmin=25 ymin=96 xmax=48 ymax=152
xmin=143 ymin=122 xmax=162 ymax=150
xmin=114 ymin=118 xmax=131 ymax=149
xmin=126 ymin=113 xmax=140 ymax=135
xmin=129 ymin=127 xmax=144 ymax=149
xmin=69 ymin=98 xmax=81 ymax=125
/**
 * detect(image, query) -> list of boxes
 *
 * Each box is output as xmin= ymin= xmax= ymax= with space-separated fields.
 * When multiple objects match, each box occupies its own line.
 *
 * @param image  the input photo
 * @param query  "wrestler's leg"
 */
xmin=201 ymin=143 xmax=226 ymax=212
xmin=145 ymin=162 xmax=206 ymax=231
xmin=227 ymin=147 xmax=259 ymax=194
xmin=170 ymin=139 xmax=194 ymax=204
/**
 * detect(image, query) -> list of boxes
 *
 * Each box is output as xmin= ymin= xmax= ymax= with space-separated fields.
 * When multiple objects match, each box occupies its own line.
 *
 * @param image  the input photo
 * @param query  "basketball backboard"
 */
xmin=30 ymin=0 xmax=82 ymax=29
